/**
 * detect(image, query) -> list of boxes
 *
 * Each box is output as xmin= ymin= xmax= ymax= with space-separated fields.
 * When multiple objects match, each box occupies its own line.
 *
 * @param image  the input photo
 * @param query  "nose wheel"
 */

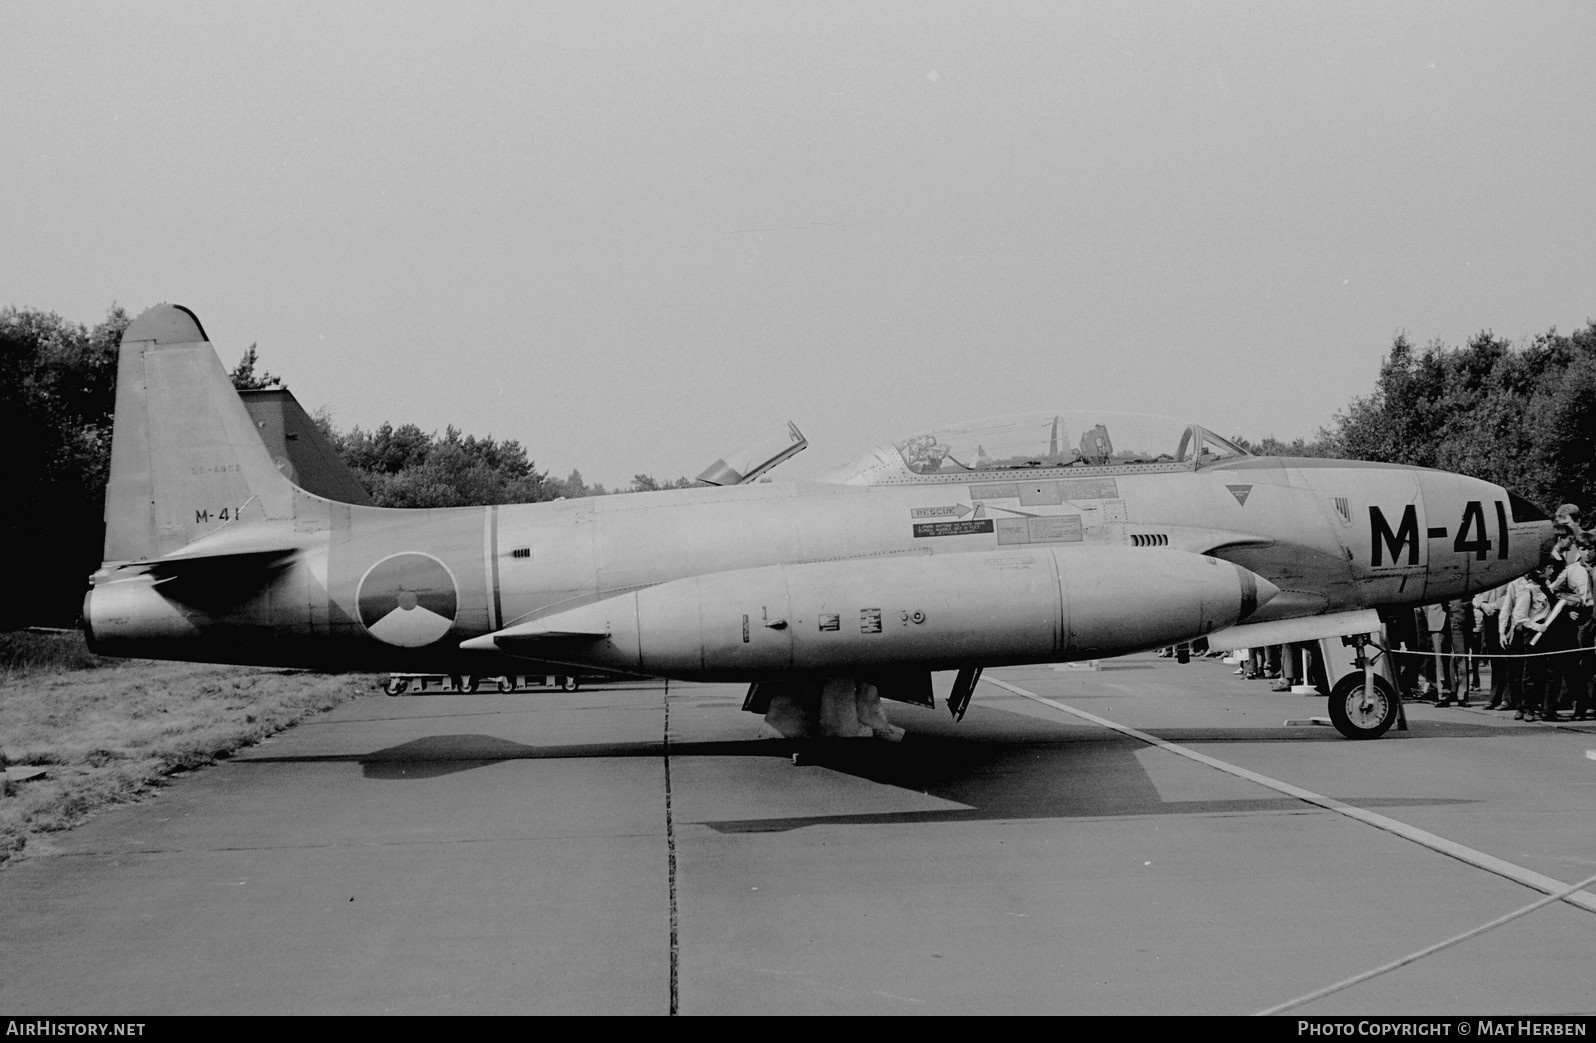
xmin=1327 ymin=672 xmax=1399 ymax=739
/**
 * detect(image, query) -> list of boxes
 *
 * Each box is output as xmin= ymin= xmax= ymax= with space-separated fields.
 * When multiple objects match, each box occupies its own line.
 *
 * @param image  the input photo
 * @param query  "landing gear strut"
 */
xmin=947 ymin=665 xmax=983 ymax=721
xmin=1327 ymin=635 xmax=1404 ymax=739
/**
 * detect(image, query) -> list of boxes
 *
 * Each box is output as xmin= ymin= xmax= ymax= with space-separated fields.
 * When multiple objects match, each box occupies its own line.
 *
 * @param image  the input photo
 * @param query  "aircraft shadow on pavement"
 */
xmin=343 ymin=734 xmax=799 ymax=780
xmin=277 ymin=702 xmax=1481 ymax=829
xmin=697 ymin=705 xmax=1479 ymax=833
xmin=240 ymin=734 xmax=685 ymax=779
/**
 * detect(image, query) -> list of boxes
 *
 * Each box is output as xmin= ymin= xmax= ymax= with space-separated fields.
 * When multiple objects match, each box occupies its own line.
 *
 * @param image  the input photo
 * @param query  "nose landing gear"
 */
xmin=1327 ymin=635 xmax=1404 ymax=739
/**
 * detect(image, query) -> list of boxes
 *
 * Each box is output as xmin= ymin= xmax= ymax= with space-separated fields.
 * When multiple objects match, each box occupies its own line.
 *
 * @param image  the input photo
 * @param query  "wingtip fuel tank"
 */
xmin=466 ymin=547 xmax=1279 ymax=679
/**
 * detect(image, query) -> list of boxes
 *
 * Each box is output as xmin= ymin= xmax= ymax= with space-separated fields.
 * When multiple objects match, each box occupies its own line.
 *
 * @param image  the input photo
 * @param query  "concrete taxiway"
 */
xmin=1 ymin=656 xmax=1593 ymax=1015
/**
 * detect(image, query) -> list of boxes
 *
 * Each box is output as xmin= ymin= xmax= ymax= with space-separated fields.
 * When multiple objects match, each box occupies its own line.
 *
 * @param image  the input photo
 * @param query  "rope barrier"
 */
xmin=1224 ymin=643 xmax=1594 ymax=662
xmin=1380 ymin=643 xmax=1596 ymax=661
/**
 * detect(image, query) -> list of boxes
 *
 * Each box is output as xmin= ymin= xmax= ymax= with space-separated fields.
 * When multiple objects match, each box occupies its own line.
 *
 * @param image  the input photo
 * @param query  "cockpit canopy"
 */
xmin=829 ymin=411 xmax=1251 ymax=485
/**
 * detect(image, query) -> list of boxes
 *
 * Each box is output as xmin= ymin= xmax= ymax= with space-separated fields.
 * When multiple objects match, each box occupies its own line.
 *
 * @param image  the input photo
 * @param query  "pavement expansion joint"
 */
xmin=983 ymin=673 xmax=1596 ymax=916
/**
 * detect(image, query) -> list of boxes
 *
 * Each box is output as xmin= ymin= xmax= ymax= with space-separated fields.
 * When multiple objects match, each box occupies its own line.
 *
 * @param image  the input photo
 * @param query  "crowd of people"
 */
xmin=1196 ymin=504 xmax=1596 ymax=722
xmin=1456 ymin=504 xmax=1596 ymax=721
xmin=1224 ymin=642 xmax=1328 ymax=694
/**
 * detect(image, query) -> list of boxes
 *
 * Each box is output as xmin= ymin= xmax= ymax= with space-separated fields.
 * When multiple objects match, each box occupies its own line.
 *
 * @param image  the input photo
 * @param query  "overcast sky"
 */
xmin=5 ymin=1 xmax=1593 ymax=487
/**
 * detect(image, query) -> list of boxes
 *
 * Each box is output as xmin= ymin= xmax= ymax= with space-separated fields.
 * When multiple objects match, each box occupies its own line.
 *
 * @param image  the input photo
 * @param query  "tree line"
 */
xmin=229 ymin=344 xmax=694 ymax=506
xmin=4 ymin=303 xmax=1594 ymax=628
xmin=320 ymin=420 xmax=692 ymax=508
xmin=1227 ymin=322 xmax=1596 ymax=512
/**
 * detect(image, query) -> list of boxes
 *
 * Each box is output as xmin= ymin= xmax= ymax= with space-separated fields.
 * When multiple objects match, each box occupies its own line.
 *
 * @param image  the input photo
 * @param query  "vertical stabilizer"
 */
xmin=104 ymin=304 xmax=298 ymax=562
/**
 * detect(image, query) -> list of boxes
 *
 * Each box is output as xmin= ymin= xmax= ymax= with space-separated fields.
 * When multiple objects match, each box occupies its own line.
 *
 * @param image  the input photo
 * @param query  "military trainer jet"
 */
xmin=84 ymin=304 xmax=1553 ymax=741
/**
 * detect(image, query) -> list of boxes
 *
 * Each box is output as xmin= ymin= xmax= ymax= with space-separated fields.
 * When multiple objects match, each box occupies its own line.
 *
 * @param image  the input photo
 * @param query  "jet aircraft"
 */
xmin=84 ymin=304 xmax=1554 ymax=741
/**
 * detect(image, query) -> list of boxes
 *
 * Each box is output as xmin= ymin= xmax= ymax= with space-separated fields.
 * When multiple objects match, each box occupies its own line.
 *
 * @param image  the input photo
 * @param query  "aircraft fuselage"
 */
xmin=82 ymin=304 xmax=1553 ymax=740
xmin=86 ymin=457 xmax=1545 ymax=673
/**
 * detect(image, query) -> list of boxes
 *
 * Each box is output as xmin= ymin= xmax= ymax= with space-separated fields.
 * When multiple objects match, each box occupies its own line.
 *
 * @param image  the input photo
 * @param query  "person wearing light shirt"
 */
xmin=1504 ymin=572 xmax=1551 ymax=720
xmin=1473 ymin=582 xmax=1513 ymax=710
xmin=1549 ymin=536 xmax=1595 ymax=719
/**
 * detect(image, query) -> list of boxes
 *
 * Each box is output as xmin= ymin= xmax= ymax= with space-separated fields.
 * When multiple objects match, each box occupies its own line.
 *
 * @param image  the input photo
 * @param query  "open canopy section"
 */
xmin=829 ymin=411 xmax=1251 ymax=485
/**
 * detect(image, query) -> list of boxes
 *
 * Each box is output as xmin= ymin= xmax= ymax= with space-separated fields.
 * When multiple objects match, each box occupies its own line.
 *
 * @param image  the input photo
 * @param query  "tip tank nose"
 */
xmin=1238 ymin=567 xmax=1280 ymax=622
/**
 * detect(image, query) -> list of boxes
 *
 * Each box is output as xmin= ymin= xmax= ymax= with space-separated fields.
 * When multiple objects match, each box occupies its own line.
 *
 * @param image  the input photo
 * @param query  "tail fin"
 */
xmin=104 ymin=304 xmax=298 ymax=563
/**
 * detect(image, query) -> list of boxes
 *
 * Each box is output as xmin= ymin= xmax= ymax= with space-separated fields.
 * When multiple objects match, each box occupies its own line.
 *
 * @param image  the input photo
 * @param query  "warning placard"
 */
xmin=912 ymin=519 xmax=996 ymax=539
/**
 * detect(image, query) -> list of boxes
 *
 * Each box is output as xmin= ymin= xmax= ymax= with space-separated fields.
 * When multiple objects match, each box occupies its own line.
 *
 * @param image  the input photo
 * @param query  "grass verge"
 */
xmin=1 ymin=630 xmax=377 ymax=867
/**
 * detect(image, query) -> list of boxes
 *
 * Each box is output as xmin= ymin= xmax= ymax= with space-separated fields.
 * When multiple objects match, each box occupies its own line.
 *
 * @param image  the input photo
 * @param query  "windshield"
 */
xmin=828 ymin=412 xmax=1250 ymax=484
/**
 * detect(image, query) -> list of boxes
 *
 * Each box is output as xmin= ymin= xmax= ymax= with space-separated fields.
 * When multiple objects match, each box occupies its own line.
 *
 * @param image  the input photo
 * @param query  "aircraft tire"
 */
xmin=560 ymin=675 xmax=580 ymax=692
xmin=1328 ymin=673 xmax=1398 ymax=739
xmin=384 ymin=678 xmax=408 ymax=697
xmin=461 ymin=675 xmax=480 ymax=693
xmin=497 ymin=677 xmax=516 ymax=693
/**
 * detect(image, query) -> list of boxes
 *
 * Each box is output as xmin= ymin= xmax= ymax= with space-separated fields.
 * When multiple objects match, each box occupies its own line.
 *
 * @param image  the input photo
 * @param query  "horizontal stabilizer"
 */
xmin=144 ymin=527 xmax=305 ymax=565
xmin=143 ymin=548 xmax=297 ymax=608
xmin=146 ymin=548 xmax=296 ymax=577
xmin=1205 ymin=609 xmax=1383 ymax=650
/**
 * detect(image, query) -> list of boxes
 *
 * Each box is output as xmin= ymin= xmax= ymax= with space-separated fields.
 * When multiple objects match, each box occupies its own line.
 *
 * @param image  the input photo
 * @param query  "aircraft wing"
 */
xmin=1204 ymin=608 xmax=1384 ymax=650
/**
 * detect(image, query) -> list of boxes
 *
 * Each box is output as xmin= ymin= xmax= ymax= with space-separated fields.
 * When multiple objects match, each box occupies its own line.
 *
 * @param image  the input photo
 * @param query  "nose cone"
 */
xmin=1498 ymin=487 xmax=1560 ymax=571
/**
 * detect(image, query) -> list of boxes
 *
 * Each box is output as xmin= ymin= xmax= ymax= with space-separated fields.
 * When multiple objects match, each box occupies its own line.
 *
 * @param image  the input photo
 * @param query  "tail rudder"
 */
xmin=104 ymin=304 xmax=298 ymax=563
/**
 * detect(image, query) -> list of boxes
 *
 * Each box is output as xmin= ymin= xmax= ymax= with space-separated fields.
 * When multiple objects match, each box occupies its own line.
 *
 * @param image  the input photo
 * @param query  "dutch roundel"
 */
xmin=357 ymin=553 xmax=458 ymax=647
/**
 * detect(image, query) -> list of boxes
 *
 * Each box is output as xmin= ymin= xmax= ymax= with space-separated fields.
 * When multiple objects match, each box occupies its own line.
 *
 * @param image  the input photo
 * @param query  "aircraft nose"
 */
xmin=1495 ymin=485 xmax=1559 ymax=569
